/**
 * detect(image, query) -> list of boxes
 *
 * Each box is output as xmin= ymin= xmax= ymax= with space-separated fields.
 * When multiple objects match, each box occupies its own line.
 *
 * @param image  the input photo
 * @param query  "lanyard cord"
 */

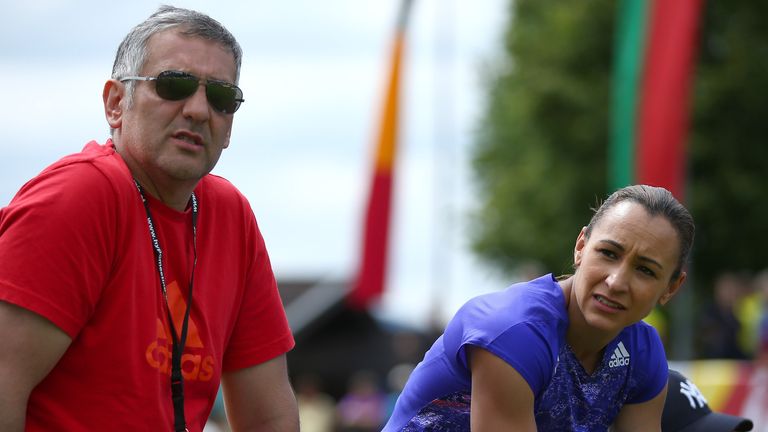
xmin=134 ymin=180 xmax=198 ymax=432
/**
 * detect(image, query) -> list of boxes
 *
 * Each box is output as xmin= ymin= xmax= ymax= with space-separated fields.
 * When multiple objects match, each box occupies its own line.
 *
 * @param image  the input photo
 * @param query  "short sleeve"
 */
xmin=221 ymin=205 xmax=294 ymax=371
xmin=456 ymin=321 xmax=557 ymax=396
xmin=445 ymin=286 xmax=562 ymax=397
xmin=0 ymin=161 xmax=119 ymax=337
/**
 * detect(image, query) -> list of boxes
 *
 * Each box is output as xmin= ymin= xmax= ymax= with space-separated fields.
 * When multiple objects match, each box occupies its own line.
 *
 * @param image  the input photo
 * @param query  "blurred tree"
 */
xmin=471 ymin=1 xmax=768 ymax=300
xmin=688 ymin=1 xmax=768 ymax=286
xmin=471 ymin=0 xmax=615 ymax=276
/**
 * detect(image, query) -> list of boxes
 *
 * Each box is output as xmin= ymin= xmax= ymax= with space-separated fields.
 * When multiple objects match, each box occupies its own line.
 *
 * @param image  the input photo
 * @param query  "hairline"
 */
xmin=584 ymin=186 xmax=694 ymax=281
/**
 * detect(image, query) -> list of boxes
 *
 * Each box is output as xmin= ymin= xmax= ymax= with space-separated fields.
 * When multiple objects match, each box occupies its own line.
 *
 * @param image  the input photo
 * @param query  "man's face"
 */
xmin=115 ymin=30 xmax=237 ymax=190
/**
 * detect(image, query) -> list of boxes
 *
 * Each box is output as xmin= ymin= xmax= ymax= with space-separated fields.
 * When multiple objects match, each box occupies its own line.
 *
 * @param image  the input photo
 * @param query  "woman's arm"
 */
xmin=610 ymin=384 xmax=668 ymax=432
xmin=468 ymin=345 xmax=537 ymax=432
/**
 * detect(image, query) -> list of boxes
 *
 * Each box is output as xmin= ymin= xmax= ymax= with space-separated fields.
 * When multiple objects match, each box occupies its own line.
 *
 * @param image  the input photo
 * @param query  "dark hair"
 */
xmin=585 ymin=185 xmax=695 ymax=280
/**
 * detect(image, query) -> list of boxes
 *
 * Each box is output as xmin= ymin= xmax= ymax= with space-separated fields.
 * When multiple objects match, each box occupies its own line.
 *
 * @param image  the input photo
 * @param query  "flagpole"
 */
xmin=430 ymin=0 xmax=455 ymax=328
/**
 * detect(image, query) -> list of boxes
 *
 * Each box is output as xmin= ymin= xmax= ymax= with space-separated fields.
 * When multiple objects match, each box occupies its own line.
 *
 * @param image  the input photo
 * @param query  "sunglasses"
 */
xmin=120 ymin=70 xmax=244 ymax=114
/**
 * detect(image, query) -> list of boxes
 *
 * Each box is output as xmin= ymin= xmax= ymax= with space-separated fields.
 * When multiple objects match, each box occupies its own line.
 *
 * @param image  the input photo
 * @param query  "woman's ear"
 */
xmin=573 ymin=227 xmax=588 ymax=267
xmin=659 ymin=272 xmax=687 ymax=305
xmin=103 ymin=79 xmax=124 ymax=130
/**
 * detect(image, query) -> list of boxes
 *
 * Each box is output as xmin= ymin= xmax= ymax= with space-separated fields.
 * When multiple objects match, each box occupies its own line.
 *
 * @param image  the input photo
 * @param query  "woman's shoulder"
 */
xmin=458 ymin=274 xmax=565 ymax=324
xmin=444 ymin=274 xmax=567 ymax=351
xmin=614 ymin=320 xmax=666 ymax=363
xmin=621 ymin=320 xmax=664 ymax=345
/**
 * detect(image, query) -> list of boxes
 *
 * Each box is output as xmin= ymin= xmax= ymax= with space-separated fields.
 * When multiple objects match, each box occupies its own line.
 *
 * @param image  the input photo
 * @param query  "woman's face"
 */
xmin=571 ymin=201 xmax=686 ymax=334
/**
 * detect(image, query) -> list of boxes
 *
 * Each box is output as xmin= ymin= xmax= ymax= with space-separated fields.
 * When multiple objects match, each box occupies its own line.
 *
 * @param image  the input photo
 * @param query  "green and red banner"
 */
xmin=349 ymin=0 xmax=414 ymax=309
xmin=610 ymin=0 xmax=703 ymax=200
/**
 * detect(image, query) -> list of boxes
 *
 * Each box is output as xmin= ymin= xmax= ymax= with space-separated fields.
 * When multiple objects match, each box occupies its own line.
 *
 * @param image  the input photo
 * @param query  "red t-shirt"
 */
xmin=0 ymin=141 xmax=294 ymax=431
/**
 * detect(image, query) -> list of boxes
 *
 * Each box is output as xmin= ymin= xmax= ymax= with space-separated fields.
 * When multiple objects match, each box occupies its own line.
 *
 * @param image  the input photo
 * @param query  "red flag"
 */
xmin=636 ymin=0 xmax=703 ymax=200
xmin=348 ymin=0 xmax=414 ymax=310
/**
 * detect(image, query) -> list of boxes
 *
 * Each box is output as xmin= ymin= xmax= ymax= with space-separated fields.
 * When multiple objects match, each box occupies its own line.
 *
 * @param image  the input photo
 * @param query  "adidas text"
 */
xmin=609 ymin=357 xmax=630 ymax=367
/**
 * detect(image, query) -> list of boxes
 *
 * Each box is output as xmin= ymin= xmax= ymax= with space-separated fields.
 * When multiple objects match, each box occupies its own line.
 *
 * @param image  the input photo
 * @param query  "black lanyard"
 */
xmin=134 ymin=180 xmax=198 ymax=432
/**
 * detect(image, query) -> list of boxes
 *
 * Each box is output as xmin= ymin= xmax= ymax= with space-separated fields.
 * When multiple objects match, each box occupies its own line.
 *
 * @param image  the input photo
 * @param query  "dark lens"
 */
xmin=206 ymin=81 xmax=243 ymax=114
xmin=155 ymin=71 xmax=199 ymax=101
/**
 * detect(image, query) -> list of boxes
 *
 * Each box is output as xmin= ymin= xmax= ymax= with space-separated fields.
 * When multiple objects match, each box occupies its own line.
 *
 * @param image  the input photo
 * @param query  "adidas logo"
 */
xmin=145 ymin=280 xmax=215 ymax=382
xmin=609 ymin=341 xmax=631 ymax=367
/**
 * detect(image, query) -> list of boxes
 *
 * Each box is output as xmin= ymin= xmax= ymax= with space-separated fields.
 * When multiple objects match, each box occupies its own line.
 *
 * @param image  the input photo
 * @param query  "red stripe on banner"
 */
xmin=636 ymin=0 xmax=703 ymax=200
xmin=721 ymin=362 xmax=754 ymax=415
xmin=348 ymin=0 xmax=413 ymax=310
xmin=348 ymin=171 xmax=394 ymax=309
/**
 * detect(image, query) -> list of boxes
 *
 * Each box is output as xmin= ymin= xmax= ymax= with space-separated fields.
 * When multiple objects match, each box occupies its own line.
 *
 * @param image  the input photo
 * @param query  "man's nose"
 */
xmin=181 ymin=83 xmax=211 ymax=122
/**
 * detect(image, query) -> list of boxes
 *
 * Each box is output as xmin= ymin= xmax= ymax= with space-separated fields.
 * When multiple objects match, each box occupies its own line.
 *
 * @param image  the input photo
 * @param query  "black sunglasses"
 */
xmin=120 ymin=70 xmax=244 ymax=114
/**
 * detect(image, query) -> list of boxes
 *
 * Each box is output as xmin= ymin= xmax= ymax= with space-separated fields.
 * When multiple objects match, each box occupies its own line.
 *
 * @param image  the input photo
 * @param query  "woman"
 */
xmin=383 ymin=185 xmax=695 ymax=431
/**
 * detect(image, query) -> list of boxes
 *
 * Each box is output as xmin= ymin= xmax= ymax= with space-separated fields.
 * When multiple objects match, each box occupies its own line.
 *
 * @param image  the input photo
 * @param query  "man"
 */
xmin=662 ymin=369 xmax=753 ymax=432
xmin=0 ymin=6 xmax=298 ymax=431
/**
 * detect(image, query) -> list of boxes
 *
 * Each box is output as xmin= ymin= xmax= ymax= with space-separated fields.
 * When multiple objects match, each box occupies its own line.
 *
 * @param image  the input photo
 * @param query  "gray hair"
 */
xmin=585 ymin=185 xmax=695 ymax=280
xmin=112 ymin=5 xmax=242 ymax=105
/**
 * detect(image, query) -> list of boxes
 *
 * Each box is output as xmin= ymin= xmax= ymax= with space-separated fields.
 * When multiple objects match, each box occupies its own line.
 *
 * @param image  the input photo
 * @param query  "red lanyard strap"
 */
xmin=134 ymin=180 xmax=198 ymax=432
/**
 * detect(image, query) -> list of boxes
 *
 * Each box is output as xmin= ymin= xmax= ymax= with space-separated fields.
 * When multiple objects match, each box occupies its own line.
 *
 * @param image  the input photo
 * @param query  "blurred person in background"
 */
xmin=662 ymin=369 xmax=753 ymax=431
xmin=0 ymin=6 xmax=297 ymax=431
xmin=696 ymin=272 xmax=750 ymax=360
xmin=384 ymin=185 xmax=694 ymax=431
xmin=755 ymin=269 xmax=768 ymax=365
xmin=337 ymin=370 xmax=387 ymax=431
xmin=295 ymin=374 xmax=336 ymax=432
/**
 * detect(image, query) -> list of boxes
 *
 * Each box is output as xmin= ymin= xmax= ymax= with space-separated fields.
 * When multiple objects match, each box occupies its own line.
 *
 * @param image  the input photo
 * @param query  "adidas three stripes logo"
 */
xmin=609 ymin=341 xmax=631 ymax=367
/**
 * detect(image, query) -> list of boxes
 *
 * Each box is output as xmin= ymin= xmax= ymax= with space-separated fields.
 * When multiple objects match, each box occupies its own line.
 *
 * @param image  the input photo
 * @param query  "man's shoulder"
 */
xmin=6 ymin=140 xmax=133 ymax=212
xmin=198 ymin=174 xmax=252 ymax=209
xmin=48 ymin=140 xmax=118 ymax=168
xmin=200 ymin=172 xmax=236 ymax=191
xmin=38 ymin=140 xmax=130 ymax=187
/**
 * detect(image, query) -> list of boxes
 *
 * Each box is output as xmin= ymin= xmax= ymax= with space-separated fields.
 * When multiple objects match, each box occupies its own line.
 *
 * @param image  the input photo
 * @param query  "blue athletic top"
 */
xmin=383 ymin=274 xmax=668 ymax=431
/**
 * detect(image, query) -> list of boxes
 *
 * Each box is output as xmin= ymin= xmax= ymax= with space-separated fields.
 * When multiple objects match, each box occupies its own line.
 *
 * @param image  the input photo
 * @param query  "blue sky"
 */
xmin=0 ymin=0 xmax=512 ymax=328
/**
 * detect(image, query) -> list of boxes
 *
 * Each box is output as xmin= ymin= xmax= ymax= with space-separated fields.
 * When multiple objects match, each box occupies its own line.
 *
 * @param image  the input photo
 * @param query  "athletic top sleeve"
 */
xmin=383 ymin=274 xmax=568 ymax=431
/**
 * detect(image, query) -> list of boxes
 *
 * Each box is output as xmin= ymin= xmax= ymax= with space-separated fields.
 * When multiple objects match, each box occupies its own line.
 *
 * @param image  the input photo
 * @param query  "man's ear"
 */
xmin=103 ymin=79 xmax=124 ymax=130
xmin=573 ymin=227 xmax=588 ymax=267
xmin=659 ymin=271 xmax=687 ymax=305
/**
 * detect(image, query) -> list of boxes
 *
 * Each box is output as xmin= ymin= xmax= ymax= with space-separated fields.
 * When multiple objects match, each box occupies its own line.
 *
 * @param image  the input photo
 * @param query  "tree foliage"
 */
xmin=688 ymin=1 xmax=768 ymax=285
xmin=472 ymin=0 xmax=615 ymax=276
xmin=472 ymin=0 xmax=768 ymax=290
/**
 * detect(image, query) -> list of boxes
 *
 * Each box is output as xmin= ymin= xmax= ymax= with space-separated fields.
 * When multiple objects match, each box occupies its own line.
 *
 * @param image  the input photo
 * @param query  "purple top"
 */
xmin=383 ymin=274 xmax=668 ymax=431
